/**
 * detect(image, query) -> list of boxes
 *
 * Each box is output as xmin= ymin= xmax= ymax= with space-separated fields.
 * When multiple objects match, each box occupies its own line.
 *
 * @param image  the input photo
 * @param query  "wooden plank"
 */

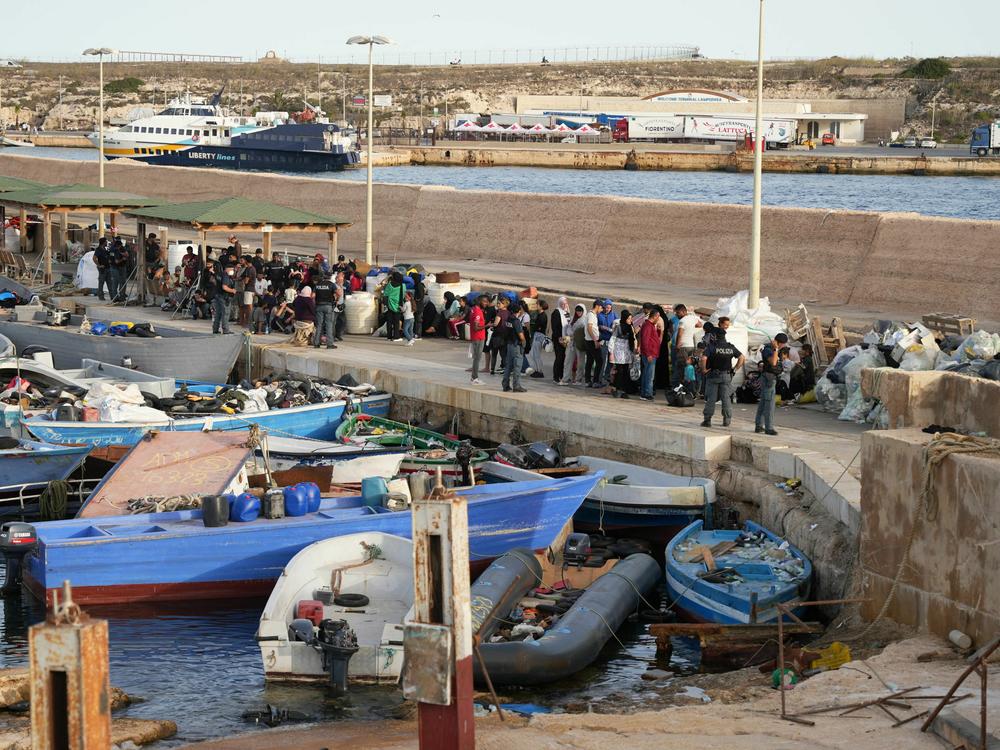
xmin=649 ymin=622 xmax=823 ymax=639
xmin=679 ymin=540 xmax=737 ymax=564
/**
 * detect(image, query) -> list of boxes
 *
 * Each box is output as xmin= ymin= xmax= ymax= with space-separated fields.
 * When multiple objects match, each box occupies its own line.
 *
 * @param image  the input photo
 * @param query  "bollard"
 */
xmin=30 ymin=580 xmax=111 ymax=750
xmin=402 ymin=472 xmax=475 ymax=750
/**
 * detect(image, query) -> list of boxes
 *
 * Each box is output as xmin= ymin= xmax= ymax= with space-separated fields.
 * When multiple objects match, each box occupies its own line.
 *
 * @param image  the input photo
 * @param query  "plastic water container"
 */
xmin=167 ymin=241 xmax=198 ymax=271
xmin=283 ymin=485 xmax=309 ymax=517
xmin=345 ymin=292 xmax=378 ymax=334
xmin=262 ymin=489 xmax=285 ymax=519
xmin=365 ymin=274 xmax=387 ymax=294
xmin=361 ymin=477 xmax=388 ymax=508
xmin=229 ymin=492 xmax=261 ymax=522
xmin=298 ymin=482 xmax=321 ymax=513
xmin=201 ymin=495 xmax=230 ymax=528
xmin=408 ymin=472 xmax=431 ymax=502
xmin=425 ymin=280 xmax=472 ymax=310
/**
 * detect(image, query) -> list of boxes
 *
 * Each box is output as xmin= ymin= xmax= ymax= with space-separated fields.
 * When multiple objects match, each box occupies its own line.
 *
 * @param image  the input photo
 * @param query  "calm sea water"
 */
xmin=0 ymin=582 xmax=692 ymax=745
xmin=4 ymin=146 xmax=998 ymax=221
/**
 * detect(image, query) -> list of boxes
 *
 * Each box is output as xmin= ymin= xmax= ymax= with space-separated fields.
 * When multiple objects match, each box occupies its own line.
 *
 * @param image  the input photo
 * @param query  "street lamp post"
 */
xmin=83 ymin=47 xmax=117 ymax=239
xmin=346 ymin=34 xmax=393 ymax=265
xmin=748 ymin=0 xmax=765 ymax=309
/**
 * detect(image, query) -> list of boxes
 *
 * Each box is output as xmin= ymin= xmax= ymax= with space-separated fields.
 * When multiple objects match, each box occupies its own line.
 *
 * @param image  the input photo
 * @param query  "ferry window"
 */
xmin=212 ymin=129 xmax=218 ymax=136
xmin=170 ymin=128 xmax=177 ymax=135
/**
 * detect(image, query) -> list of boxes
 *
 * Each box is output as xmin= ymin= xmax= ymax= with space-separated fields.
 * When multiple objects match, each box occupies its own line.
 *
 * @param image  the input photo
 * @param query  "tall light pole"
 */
xmin=83 ymin=47 xmax=116 ymax=239
xmin=748 ymin=0 xmax=765 ymax=309
xmin=347 ymin=34 xmax=393 ymax=265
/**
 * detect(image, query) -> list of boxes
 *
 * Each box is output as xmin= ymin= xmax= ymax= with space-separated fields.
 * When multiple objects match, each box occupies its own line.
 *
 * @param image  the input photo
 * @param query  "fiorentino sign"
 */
xmin=627 ymin=116 xmax=685 ymax=140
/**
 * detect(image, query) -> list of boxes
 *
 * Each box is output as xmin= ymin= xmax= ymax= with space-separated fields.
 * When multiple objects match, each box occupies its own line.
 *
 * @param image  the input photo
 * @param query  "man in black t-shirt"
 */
xmin=211 ymin=263 xmax=236 ymax=334
xmin=700 ymin=327 xmax=744 ymax=429
xmin=94 ymin=238 xmax=112 ymax=301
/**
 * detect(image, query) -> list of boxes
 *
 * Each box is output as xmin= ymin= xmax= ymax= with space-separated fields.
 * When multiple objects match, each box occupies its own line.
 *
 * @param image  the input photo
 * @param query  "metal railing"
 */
xmin=0 ymin=477 xmax=102 ymax=520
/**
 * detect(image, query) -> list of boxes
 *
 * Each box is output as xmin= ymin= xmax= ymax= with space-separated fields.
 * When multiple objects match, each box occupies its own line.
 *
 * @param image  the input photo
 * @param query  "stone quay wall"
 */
xmin=2 ymin=154 xmax=997 ymax=319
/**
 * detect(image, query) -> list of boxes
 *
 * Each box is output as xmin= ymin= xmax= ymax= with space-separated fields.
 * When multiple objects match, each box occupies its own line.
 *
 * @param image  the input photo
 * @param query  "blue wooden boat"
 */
xmin=22 ymin=393 xmax=391 ymax=447
xmin=665 ymin=520 xmax=812 ymax=624
xmin=22 ymin=473 xmax=602 ymax=605
xmin=0 ymin=439 xmax=92 ymax=489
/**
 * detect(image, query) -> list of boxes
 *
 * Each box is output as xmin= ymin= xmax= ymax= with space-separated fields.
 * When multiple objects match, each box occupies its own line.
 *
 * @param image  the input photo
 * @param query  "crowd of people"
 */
xmin=445 ymin=294 xmax=815 ymax=435
xmin=148 ymin=245 xmax=814 ymax=433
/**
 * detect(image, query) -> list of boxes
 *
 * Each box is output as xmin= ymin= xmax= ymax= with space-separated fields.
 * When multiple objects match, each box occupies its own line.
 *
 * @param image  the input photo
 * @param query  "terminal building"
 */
xmin=505 ymin=88 xmax=905 ymax=144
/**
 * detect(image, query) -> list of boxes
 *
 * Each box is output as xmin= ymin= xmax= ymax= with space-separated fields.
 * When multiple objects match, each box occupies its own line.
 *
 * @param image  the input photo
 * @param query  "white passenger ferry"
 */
xmin=93 ymin=93 xmax=359 ymax=172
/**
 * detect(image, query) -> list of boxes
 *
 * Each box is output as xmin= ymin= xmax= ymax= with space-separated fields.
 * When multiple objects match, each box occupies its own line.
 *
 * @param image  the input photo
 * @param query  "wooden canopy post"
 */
xmin=0 ymin=205 xmax=5 ymax=250
xmin=56 ymin=212 xmax=68 ymax=262
xmin=18 ymin=208 xmax=27 ymax=253
xmin=136 ymin=221 xmax=147 ymax=304
xmin=199 ymin=230 xmax=208 ymax=262
xmin=98 ymin=210 xmax=105 ymax=239
xmin=42 ymin=211 xmax=52 ymax=284
xmin=109 ymin=212 xmax=117 ymax=238
xmin=159 ymin=227 xmax=169 ymax=264
xmin=327 ymin=230 xmax=338 ymax=261
xmin=262 ymin=229 xmax=272 ymax=261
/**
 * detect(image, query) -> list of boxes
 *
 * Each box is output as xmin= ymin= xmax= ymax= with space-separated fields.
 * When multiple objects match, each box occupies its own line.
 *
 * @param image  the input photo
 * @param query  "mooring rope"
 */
xmin=39 ymin=480 xmax=70 ymax=521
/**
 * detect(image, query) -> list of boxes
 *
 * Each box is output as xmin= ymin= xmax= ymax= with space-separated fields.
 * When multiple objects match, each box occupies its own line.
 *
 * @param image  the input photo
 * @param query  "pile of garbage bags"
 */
xmin=712 ymin=290 xmax=787 ymax=348
xmin=813 ymin=321 xmax=1000 ymax=425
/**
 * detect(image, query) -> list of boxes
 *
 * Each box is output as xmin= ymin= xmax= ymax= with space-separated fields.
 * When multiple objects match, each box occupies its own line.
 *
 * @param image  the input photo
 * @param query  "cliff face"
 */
xmin=1 ymin=56 xmax=997 ymax=141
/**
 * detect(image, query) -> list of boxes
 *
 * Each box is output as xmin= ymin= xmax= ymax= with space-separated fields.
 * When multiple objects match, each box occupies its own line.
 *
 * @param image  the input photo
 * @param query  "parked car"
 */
xmin=821 ymin=133 xmax=836 ymax=146
xmin=919 ymin=138 xmax=937 ymax=149
xmin=903 ymin=136 xmax=918 ymax=148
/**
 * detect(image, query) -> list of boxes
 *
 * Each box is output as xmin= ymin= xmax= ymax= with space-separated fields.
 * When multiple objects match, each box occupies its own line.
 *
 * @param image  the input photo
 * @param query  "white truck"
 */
xmin=683 ymin=116 xmax=796 ymax=147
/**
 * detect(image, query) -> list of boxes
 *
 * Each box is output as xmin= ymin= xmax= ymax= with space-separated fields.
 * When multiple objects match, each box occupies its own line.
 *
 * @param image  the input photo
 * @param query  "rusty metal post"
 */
xmin=30 ymin=580 xmax=111 ymax=749
xmin=402 ymin=473 xmax=475 ymax=750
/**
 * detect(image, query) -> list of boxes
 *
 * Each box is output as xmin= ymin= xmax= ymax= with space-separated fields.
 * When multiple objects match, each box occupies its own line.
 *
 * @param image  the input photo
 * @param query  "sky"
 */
xmin=3 ymin=0 xmax=995 ymax=62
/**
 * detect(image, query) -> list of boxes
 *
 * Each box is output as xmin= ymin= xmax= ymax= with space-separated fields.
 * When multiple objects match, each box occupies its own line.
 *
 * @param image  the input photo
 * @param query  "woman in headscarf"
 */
xmin=550 ymin=296 xmax=571 ymax=383
xmin=433 ymin=291 xmax=457 ymax=338
xmin=610 ymin=309 xmax=639 ymax=398
xmin=559 ymin=304 xmax=587 ymax=385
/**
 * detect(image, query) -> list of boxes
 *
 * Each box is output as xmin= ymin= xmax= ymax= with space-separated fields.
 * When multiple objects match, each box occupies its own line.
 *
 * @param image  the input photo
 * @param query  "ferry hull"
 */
xmin=106 ymin=145 xmax=360 ymax=173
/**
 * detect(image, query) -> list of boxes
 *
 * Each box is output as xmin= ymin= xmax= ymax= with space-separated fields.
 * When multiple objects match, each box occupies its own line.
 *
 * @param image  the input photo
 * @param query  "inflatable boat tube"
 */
xmin=470 ymin=548 xmax=542 ymax=640
xmin=474 ymin=553 xmax=661 ymax=686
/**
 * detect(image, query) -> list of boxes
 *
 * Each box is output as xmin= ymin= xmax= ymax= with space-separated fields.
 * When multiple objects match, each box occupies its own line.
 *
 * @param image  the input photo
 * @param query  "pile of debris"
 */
xmin=813 ymin=320 xmax=1000 ymax=424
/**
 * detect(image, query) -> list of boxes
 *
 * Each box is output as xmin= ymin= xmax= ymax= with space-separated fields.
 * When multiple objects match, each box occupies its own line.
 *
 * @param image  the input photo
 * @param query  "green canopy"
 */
xmin=0 ymin=182 xmax=158 ymax=210
xmin=124 ymin=196 xmax=352 ymax=230
xmin=0 ymin=175 xmax=47 ymax=193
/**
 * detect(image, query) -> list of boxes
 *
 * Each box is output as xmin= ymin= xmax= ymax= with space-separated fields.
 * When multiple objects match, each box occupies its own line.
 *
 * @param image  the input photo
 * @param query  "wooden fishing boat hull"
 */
xmin=23 ymin=473 xmax=602 ymax=605
xmin=0 ymin=315 xmax=243 ymax=381
xmin=665 ymin=520 xmax=812 ymax=625
xmin=23 ymin=393 xmax=391 ymax=447
xmin=0 ymin=440 xmax=91 ymax=487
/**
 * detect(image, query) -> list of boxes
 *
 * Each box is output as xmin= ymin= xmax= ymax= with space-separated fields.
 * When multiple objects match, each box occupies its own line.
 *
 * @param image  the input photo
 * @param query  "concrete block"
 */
xmin=767 ymin=446 xmax=803 ymax=479
xmin=752 ymin=441 xmax=787 ymax=473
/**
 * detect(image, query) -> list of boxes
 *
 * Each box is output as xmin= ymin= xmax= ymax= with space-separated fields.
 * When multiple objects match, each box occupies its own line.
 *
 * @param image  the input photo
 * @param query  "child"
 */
xmin=695 ymin=341 xmax=707 ymax=397
xmin=683 ymin=353 xmax=698 ymax=396
xmin=401 ymin=292 xmax=415 ymax=346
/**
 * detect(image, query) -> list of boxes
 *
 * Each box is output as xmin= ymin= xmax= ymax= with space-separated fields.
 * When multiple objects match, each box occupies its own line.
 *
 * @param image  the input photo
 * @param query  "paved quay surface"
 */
xmin=70 ymin=296 xmax=867 ymax=533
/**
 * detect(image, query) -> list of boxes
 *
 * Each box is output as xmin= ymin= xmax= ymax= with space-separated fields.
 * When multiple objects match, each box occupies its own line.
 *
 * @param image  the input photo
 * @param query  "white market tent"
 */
xmin=454 ymin=120 xmax=482 ymax=132
xmin=575 ymin=124 xmax=597 ymax=133
xmin=528 ymin=123 xmax=552 ymax=134
xmin=480 ymin=121 xmax=504 ymax=132
xmin=505 ymin=123 xmax=526 ymax=133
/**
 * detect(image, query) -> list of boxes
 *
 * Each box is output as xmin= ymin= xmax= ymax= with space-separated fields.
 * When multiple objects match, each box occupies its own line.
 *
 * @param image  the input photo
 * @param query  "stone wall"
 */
xmin=2 ymin=154 xmax=998 ymax=319
xmin=860 ymin=428 xmax=1000 ymax=645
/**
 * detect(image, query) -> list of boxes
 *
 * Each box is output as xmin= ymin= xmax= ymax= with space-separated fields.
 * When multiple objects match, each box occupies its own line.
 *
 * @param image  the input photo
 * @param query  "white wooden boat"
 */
xmin=567 ymin=455 xmax=716 ymax=532
xmin=264 ymin=436 xmax=406 ymax=482
xmin=256 ymin=532 xmax=413 ymax=684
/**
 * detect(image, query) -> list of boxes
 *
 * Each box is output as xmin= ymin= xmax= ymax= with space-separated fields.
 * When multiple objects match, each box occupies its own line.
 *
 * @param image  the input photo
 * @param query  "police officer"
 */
xmin=94 ymin=237 xmax=113 ymax=301
xmin=312 ymin=272 xmax=337 ymax=349
xmin=212 ymin=262 xmax=236 ymax=335
xmin=700 ymin=320 xmax=744 ymax=429
xmin=756 ymin=334 xmax=782 ymax=436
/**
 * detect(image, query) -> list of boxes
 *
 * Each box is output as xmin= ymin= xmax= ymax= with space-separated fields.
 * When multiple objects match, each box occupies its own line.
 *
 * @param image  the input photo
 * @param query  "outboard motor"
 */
xmin=495 ymin=443 xmax=529 ymax=468
xmin=563 ymin=533 xmax=591 ymax=566
xmin=45 ymin=308 xmax=71 ymax=326
xmin=315 ymin=618 xmax=359 ymax=695
xmin=0 ymin=522 xmax=37 ymax=595
xmin=456 ymin=442 xmax=475 ymax=486
xmin=525 ymin=442 xmax=560 ymax=470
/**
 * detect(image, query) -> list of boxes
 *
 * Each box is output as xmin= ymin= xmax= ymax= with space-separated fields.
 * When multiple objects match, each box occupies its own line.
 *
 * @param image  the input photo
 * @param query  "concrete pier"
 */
xmin=404 ymin=144 xmax=1000 ymax=176
xmin=5 ymin=154 xmax=998 ymax=322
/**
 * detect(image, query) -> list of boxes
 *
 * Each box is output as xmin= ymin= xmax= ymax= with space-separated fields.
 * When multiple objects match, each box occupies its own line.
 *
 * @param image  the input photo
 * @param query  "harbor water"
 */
xmin=4 ymin=146 xmax=999 ymax=222
xmin=0 ymin=575 xmax=696 ymax=746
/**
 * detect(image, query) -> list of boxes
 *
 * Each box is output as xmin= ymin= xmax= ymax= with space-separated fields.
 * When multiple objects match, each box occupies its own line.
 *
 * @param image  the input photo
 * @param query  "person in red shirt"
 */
xmin=638 ymin=308 xmax=663 ymax=401
xmin=468 ymin=295 xmax=488 ymax=384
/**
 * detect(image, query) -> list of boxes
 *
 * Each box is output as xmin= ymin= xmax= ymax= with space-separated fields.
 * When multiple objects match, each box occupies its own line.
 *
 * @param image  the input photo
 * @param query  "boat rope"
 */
xmin=39 ymin=480 xmax=70 ymax=521
xmin=855 ymin=432 xmax=1000 ymax=640
xmin=602 ymin=570 xmax=660 ymax=613
xmin=579 ymin=606 xmax=627 ymax=649
xmin=127 ymin=495 xmax=203 ymax=514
